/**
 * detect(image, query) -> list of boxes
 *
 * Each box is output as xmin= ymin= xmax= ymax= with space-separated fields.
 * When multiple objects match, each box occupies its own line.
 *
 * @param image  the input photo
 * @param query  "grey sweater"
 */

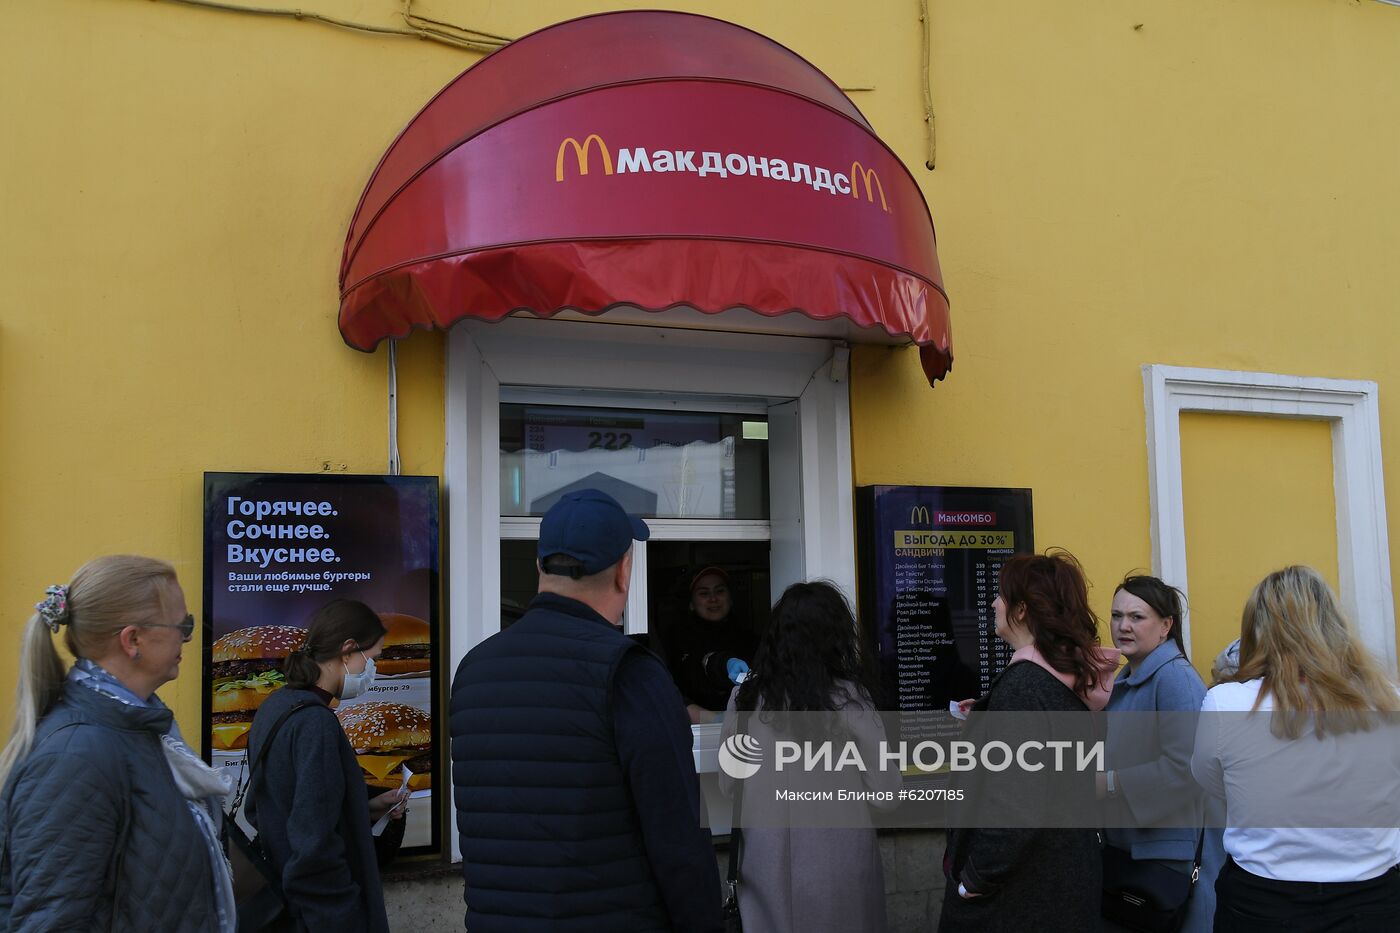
xmin=247 ymin=688 xmax=388 ymax=933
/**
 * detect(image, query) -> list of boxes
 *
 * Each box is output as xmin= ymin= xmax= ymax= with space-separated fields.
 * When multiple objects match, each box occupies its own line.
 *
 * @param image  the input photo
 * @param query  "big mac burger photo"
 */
xmin=375 ymin=613 xmax=431 ymax=677
xmin=210 ymin=624 xmax=307 ymax=751
xmin=337 ymin=701 xmax=433 ymax=791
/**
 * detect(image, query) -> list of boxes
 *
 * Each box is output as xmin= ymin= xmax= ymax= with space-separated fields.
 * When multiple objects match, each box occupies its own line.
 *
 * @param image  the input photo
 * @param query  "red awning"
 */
xmin=338 ymin=10 xmax=953 ymax=384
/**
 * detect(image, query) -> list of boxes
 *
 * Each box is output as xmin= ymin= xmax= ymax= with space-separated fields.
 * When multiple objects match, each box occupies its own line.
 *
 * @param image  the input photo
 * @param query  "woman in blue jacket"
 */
xmin=1101 ymin=575 xmax=1216 ymax=932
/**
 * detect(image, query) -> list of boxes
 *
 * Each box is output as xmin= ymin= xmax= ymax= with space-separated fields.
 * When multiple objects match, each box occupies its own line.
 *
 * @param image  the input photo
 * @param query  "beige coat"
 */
xmin=719 ymin=683 xmax=900 ymax=933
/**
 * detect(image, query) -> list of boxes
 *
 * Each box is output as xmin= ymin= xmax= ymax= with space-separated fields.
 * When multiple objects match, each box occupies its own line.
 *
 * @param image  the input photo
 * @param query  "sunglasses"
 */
xmin=141 ymin=613 xmax=196 ymax=642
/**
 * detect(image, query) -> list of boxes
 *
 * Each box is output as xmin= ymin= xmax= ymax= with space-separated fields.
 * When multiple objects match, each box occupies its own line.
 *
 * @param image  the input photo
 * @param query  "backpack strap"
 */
xmin=227 ymin=701 xmax=313 ymax=821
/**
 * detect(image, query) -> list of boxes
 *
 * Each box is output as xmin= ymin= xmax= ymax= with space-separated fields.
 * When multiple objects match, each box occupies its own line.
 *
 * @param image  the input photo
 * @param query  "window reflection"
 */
xmin=500 ymin=404 xmax=769 ymax=519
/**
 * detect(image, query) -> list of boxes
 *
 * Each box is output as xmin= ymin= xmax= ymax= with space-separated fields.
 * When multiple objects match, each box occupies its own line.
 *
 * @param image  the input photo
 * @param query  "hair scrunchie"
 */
xmin=35 ymin=584 xmax=70 ymax=633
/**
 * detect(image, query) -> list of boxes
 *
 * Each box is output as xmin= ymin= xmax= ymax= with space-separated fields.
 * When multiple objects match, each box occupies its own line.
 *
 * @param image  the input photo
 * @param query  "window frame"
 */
xmin=445 ymin=317 xmax=857 ymax=854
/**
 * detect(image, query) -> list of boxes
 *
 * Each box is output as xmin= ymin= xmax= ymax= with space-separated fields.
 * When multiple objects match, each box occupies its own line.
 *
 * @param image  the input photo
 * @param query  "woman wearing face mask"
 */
xmin=0 ymin=555 xmax=232 ymax=932
xmin=671 ymin=567 xmax=759 ymax=724
xmin=246 ymin=599 xmax=402 ymax=933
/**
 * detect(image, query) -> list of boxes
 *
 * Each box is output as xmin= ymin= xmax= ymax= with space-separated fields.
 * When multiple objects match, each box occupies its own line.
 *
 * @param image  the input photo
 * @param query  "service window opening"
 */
xmin=497 ymin=400 xmax=772 ymax=722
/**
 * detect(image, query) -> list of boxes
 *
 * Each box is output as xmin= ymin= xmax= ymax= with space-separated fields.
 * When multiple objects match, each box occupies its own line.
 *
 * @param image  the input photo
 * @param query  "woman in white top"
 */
xmin=1191 ymin=565 xmax=1400 ymax=931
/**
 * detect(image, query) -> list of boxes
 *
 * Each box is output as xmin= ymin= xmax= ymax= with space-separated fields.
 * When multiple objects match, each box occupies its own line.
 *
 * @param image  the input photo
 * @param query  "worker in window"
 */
xmin=669 ymin=567 xmax=758 ymax=724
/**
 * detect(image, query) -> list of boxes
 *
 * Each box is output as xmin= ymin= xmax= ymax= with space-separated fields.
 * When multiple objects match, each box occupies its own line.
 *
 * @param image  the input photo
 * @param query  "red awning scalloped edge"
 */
xmin=338 ymin=238 xmax=952 ymax=383
xmin=337 ymin=11 xmax=954 ymax=386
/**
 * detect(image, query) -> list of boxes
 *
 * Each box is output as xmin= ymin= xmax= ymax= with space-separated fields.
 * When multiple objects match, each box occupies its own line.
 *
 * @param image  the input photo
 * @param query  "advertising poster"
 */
xmin=202 ymin=472 xmax=440 ymax=853
xmin=856 ymin=485 xmax=1034 ymax=740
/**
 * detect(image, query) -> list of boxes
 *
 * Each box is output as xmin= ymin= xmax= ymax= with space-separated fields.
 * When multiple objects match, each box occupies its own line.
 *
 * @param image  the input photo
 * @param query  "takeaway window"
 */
xmin=499 ymin=403 xmax=769 ymax=519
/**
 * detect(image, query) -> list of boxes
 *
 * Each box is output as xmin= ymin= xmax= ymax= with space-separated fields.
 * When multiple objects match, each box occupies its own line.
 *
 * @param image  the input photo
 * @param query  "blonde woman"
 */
xmin=0 ymin=556 xmax=231 ymax=932
xmin=1191 ymin=566 xmax=1400 ymax=932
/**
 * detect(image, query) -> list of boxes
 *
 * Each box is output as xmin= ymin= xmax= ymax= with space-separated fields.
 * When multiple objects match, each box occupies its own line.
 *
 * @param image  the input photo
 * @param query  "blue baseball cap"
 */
xmin=537 ymin=489 xmax=650 ymax=575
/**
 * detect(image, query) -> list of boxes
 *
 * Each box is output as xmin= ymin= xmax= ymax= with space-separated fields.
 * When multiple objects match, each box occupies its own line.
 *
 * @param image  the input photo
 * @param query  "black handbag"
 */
xmin=1101 ymin=830 xmax=1205 ymax=933
xmin=223 ymin=701 xmax=312 ymax=933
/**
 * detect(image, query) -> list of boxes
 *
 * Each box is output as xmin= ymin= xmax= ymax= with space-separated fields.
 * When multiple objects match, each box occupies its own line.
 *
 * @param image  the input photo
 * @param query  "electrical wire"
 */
xmin=918 ymin=0 xmax=937 ymax=170
xmin=151 ymin=0 xmax=511 ymax=54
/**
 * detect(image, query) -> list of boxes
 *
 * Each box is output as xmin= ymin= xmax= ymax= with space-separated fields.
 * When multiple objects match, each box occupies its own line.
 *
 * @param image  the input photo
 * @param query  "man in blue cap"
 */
xmin=449 ymin=489 xmax=723 ymax=932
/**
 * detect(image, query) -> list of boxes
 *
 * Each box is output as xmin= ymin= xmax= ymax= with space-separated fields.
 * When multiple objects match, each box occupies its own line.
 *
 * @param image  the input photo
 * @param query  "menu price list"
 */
xmin=857 ymin=486 xmax=1034 ymax=733
xmin=971 ymin=549 xmax=1017 ymax=697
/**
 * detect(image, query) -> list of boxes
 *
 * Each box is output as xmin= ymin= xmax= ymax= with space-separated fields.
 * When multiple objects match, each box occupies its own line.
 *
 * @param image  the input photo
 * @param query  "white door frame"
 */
xmin=443 ymin=318 xmax=856 ymax=851
xmin=1142 ymin=364 xmax=1395 ymax=672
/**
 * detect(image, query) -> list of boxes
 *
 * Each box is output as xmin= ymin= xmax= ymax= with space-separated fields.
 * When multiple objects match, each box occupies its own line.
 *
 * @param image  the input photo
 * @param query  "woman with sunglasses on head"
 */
xmin=1191 ymin=566 xmax=1400 ymax=932
xmin=939 ymin=550 xmax=1120 ymax=933
xmin=0 ymin=555 xmax=232 ymax=932
xmin=246 ymin=598 xmax=403 ymax=933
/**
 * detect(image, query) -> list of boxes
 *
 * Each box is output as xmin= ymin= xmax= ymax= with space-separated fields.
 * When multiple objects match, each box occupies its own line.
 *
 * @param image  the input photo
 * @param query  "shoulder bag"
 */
xmin=223 ymin=701 xmax=312 ymax=933
xmin=722 ymin=709 xmax=751 ymax=933
xmin=1101 ymin=828 xmax=1205 ymax=933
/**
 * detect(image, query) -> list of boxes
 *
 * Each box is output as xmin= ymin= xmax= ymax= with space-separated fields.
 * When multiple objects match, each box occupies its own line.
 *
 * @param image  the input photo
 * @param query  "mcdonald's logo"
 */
xmin=555 ymin=135 xmax=614 ymax=182
xmin=910 ymin=505 xmax=931 ymax=525
xmin=850 ymin=161 xmax=889 ymax=213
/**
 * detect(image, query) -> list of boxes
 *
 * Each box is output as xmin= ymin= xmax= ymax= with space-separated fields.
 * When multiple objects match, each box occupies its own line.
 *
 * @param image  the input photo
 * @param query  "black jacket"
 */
xmin=0 ymin=683 xmax=219 ymax=932
xmin=452 ymin=593 xmax=722 ymax=933
xmin=247 ymin=687 xmax=388 ymax=933
xmin=668 ymin=614 xmax=757 ymax=711
xmin=939 ymin=662 xmax=1103 ymax=933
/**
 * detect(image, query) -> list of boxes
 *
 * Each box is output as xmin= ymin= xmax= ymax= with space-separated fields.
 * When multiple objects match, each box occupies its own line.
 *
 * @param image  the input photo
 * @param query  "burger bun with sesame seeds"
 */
xmin=337 ymin=701 xmax=433 ymax=790
xmin=209 ymin=625 xmax=308 ymax=749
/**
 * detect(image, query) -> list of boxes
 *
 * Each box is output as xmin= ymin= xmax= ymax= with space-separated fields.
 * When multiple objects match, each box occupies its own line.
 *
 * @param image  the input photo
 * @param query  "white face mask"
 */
xmin=340 ymin=652 xmax=376 ymax=700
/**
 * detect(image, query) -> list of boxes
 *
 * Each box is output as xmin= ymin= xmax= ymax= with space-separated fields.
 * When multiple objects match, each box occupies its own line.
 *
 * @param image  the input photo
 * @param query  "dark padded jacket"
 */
xmin=247 ymin=687 xmax=388 ymax=933
xmin=0 ymin=682 xmax=219 ymax=932
xmin=451 ymin=596 xmax=677 ymax=932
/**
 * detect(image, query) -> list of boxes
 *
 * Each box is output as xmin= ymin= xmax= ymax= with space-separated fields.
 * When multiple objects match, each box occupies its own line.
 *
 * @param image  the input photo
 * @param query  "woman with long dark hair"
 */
xmin=939 ymin=550 xmax=1119 ymax=933
xmin=246 ymin=599 xmax=403 ymax=933
xmin=718 ymin=580 xmax=897 ymax=932
xmin=1192 ymin=566 xmax=1400 ymax=931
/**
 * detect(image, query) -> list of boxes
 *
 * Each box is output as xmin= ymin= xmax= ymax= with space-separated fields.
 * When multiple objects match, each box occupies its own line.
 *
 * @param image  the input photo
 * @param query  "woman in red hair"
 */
xmin=939 ymin=549 xmax=1119 ymax=932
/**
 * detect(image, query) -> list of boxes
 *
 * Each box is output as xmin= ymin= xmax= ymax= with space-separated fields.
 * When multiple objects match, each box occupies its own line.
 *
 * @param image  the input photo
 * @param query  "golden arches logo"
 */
xmin=850 ymin=161 xmax=890 ymax=213
xmin=910 ymin=505 xmax=931 ymax=525
xmin=555 ymin=135 xmax=613 ymax=182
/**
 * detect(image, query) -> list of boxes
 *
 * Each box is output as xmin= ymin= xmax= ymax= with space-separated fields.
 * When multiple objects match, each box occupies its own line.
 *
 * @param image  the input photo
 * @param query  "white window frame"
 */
xmin=496 ymin=389 xmax=775 ymax=638
xmin=446 ymin=315 xmax=856 ymax=675
xmin=1143 ymin=364 xmax=1395 ymax=672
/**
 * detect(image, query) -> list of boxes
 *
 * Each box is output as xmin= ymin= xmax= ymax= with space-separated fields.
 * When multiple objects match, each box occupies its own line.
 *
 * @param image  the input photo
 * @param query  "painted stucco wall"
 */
xmin=846 ymin=0 xmax=1400 ymax=675
xmin=3 ymin=0 xmax=1398 ymax=740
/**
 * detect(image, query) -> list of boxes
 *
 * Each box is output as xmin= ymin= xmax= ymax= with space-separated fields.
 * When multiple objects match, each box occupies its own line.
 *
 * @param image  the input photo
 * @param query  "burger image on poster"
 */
xmin=375 ymin=613 xmax=431 ymax=677
xmin=333 ymin=612 xmax=434 ymax=711
xmin=336 ymin=701 xmax=433 ymax=792
xmin=338 ymin=701 xmax=435 ymax=848
xmin=210 ymin=624 xmax=308 ymax=752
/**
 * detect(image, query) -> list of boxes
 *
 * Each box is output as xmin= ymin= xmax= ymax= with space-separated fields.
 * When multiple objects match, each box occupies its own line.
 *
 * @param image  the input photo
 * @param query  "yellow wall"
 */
xmin=1180 ymin=414 xmax=1339 ymax=680
xmin=3 ymin=0 xmax=1399 ymax=739
xmin=849 ymin=0 xmax=1400 ymax=660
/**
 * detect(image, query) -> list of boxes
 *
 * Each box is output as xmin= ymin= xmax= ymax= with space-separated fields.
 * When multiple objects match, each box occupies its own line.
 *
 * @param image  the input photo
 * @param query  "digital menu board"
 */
xmin=202 ymin=472 xmax=440 ymax=854
xmin=857 ymin=485 xmax=1034 ymax=738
